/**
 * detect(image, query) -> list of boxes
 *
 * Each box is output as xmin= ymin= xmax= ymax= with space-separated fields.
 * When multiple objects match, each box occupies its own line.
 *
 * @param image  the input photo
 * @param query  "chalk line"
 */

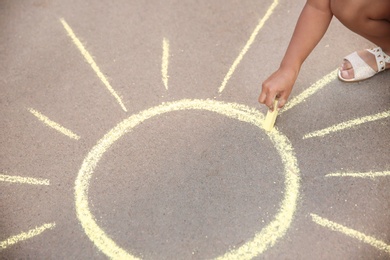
xmin=60 ymin=18 xmax=127 ymax=112
xmin=311 ymin=214 xmax=390 ymax=255
xmin=29 ymin=108 xmax=81 ymax=140
xmin=303 ymin=110 xmax=390 ymax=139
xmin=162 ymin=38 xmax=170 ymax=90
xmin=218 ymin=0 xmax=279 ymax=93
xmin=326 ymin=171 xmax=390 ymax=179
xmin=0 ymin=174 xmax=50 ymax=185
xmin=280 ymin=69 xmax=337 ymax=114
xmin=75 ymin=99 xmax=300 ymax=259
xmin=0 ymin=223 xmax=56 ymax=250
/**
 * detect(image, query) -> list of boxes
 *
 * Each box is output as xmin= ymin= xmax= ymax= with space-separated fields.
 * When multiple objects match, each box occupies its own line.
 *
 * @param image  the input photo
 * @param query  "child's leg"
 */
xmin=331 ymin=0 xmax=390 ymax=79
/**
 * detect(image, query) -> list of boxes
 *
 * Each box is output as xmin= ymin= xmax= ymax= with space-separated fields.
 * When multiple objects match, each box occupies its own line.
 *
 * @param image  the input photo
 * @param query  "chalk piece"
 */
xmin=263 ymin=100 xmax=279 ymax=131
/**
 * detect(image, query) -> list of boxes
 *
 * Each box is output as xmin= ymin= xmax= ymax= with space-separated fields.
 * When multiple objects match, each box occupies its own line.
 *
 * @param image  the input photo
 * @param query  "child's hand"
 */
xmin=258 ymin=67 xmax=297 ymax=110
xmin=258 ymin=0 xmax=333 ymax=111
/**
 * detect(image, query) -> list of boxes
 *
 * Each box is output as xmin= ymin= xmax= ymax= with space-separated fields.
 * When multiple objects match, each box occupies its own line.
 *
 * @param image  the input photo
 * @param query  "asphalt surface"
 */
xmin=1 ymin=0 xmax=389 ymax=259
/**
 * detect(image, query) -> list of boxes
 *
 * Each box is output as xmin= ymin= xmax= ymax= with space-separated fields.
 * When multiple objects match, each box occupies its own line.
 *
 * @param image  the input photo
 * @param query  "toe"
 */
xmin=341 ymin=68 xmax=355 ymax=80
xmin=341 ymin=59 xmax=352 ymax=70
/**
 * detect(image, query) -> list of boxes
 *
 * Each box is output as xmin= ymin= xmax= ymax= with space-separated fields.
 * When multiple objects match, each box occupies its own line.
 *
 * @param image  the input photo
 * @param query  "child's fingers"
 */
xmin=259 ymin=88 xmax=278 ymax=110
xmin=277 ymin=99 xmax=286 ymax=109
xmin=277 ymin=90 xmax=292 ymax=109
xmin=277 ymin=94 xmax=288 ymax=108
xmin=258 ymin=90 xmax=267 ymax=104
xmin=265 ymin=94 xmax=277 ymax=111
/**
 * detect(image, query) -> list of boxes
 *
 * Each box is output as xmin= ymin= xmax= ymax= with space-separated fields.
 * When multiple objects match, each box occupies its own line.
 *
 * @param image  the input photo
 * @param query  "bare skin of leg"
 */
xmin=331 ymin=0 xmax=390 ymax=79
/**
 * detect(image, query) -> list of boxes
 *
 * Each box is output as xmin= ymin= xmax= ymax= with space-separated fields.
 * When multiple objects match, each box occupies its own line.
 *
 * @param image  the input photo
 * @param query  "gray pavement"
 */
xmin=1 ymin=0 xmax=389 ymax=259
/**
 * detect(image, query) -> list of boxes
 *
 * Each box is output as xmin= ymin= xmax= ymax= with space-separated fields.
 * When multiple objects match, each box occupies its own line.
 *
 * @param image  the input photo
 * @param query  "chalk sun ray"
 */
xmin=162 ymin=37 xmax=170 ymax=90
xmin=326 ymin=171 xmax=390 ymax=179
xmin=280 ymin=69 xmax=338 ymax=114
xmin=29 ymin=108 xmax=81 ymax=140
xmin=218 ymin=0 xmax=279 ymax=93
xmin=0 ymin=223 xmax=56 ymax=250
xmin=60 ymin=18 xmax=127 ymax=112
xmin=311 ymin=214 xmax=390 ymax=255
xmin=0 ymin=174 xmax=50 ymax=185
xmin=303 ymin=110 xmax=390 ymax=139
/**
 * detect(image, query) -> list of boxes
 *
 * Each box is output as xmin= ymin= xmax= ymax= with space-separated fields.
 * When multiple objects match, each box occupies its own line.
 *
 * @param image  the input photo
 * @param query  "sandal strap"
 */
xmin=367 ymin=47 xmax=389 ymax=72
xmin=344 ymin=51 xmax=376 ymax=80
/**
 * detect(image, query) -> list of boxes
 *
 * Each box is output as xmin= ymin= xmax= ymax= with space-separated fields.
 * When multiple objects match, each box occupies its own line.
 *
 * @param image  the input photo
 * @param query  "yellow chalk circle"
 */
xmin=75 ymin=99 xmax=300 ymax=259
xmin=0 ymin=223 xmax=55 ymax=250
xmin=311 ymin=214 xmax=390 ymax=255
xmin=0 ymin=174 xmax=50 ymax=185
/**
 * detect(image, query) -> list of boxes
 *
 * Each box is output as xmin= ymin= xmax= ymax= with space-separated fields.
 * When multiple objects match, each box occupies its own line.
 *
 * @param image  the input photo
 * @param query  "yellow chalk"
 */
xmin=303 ymin=110 xmax=390 ymax=139
xmin=311 ymin=213 xmax=390 ymax=255
xmin=75 ymin=99 xmax=300 ymax=259
xmin=28 ymin=108 xmax=81 ymax=140
xmin=263 ymin=99 xmax=279 ymax=131
xmin=0 ymin=223 xmax=55 ymax=250
xmin=60 ymin=18 xmax=127 ymax=112
xmin=0 ymin=174 xmax=50 ymax=185
xmin=326 ymin=171 xmax=390 ymax=179
xmin=218 ymin=0 xmax=279 ymax=93
xmin=280 ymin=69 xmax=337 ymax=114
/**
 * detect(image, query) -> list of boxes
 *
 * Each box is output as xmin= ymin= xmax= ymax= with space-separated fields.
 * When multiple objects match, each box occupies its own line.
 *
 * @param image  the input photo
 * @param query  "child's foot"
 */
xmin=338 ymin=47 xmax=390 ymax=82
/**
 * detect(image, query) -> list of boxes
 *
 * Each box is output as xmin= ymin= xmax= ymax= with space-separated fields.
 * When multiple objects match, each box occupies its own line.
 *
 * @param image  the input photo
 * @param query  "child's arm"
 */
xmin=259 ymin=0 xmax=333 ymax=110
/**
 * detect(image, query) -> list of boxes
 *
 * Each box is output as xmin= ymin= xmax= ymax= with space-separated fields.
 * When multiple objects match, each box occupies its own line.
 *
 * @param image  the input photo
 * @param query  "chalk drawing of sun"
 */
xmin=1 ymin=0 xmax=389 ymax=258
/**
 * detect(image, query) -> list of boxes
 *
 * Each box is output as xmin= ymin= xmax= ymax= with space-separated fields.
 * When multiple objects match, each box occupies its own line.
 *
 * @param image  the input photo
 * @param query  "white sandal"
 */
xmin=338 ymin=47 xmax=390 ymax=82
